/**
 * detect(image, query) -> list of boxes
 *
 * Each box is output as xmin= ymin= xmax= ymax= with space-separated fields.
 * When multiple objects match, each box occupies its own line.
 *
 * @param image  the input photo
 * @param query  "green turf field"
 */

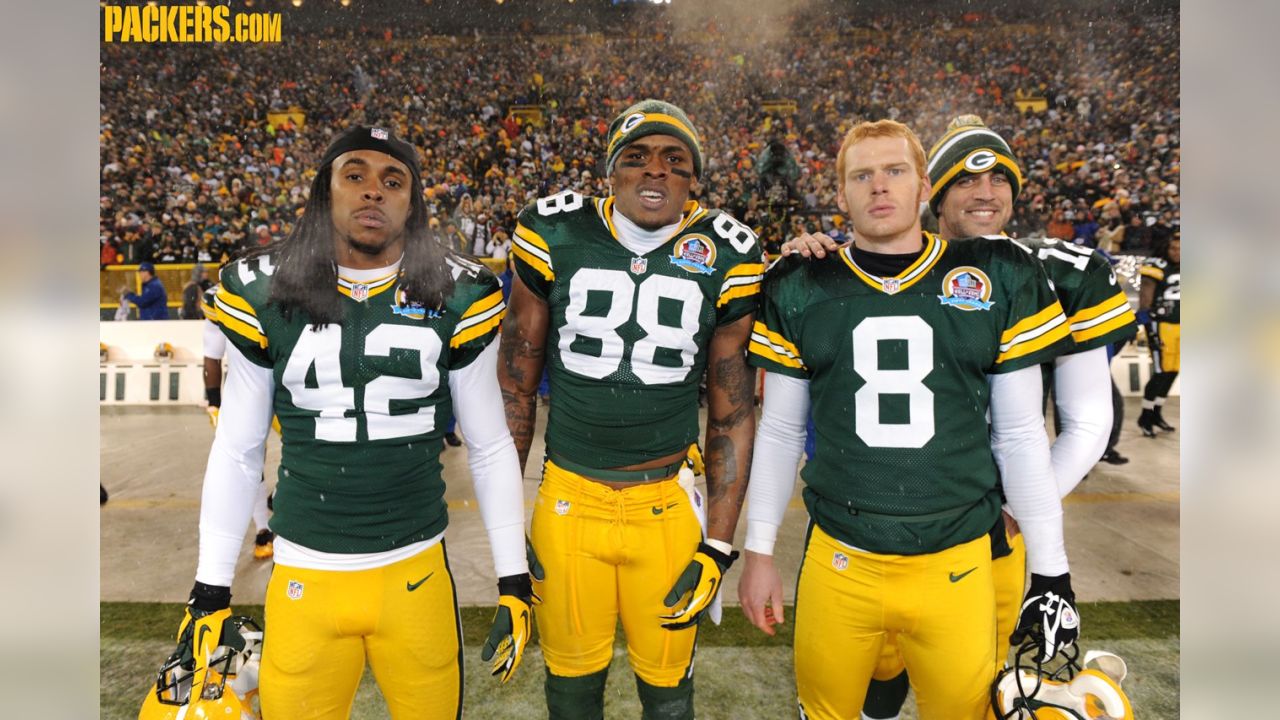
xmin=104 ymin=600 xmax=1178 ymax=719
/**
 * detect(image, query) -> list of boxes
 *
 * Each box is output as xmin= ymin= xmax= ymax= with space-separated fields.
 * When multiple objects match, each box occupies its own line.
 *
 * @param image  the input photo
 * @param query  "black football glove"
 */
xmin=1011 ymin=572 xmax=1079 ymax=663
xmin=660 ymin=542 xmax=739 ymax=630
xmin=481 ymin=573 xmax=540 ymax=683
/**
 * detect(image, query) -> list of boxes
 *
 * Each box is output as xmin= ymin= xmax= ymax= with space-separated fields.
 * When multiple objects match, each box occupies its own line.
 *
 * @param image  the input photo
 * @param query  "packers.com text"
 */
xmin=102 ymin=4 xmax=282 ymax=43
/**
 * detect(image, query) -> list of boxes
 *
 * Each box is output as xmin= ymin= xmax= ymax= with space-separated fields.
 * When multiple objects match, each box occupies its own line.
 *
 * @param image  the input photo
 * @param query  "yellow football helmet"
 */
xmin=139 ymin=614 xmax=262 ymax=720
xmin=154 ymin=342 xmax=175 ymax=360
xmin=992 ymin=638 xmax=1133 ymax=719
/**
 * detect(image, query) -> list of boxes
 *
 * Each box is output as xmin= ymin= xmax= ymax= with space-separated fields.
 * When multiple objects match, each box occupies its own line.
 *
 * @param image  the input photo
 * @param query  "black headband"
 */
xmin=319 ymin=125 xmax=420 ymax=179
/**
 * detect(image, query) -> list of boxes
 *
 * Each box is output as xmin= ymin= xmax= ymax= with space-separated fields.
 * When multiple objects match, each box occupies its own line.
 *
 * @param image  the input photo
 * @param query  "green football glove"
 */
xmin=526 ymin=536 xmax=545 ymax=582
xmin=481 ymin=573 xmax=540 ymax=683
xmin=660 ymin=542 xmax=738 ymax=630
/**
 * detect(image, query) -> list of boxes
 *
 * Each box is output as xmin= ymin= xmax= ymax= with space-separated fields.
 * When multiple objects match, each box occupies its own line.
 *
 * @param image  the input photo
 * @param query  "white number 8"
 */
xmin=852 ymin=316 xmax=935 ymax=448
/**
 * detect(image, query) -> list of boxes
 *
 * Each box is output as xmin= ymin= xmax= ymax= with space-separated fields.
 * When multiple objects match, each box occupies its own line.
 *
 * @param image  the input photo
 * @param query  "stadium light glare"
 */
xmin=341 ymin=0 xmax=351 ymax=6
xmin=291 ymin=0 xmax=303 ymax=8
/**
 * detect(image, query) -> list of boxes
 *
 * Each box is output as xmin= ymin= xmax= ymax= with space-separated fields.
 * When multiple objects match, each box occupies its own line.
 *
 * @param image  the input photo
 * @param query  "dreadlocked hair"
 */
xmin=241 ymin=165 xmax=456 ymax=327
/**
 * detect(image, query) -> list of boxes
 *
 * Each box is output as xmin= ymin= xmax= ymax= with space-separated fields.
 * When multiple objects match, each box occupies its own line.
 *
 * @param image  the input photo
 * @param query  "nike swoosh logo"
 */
xmin=407 ymin=572 xmax=435 ymax=592
xmin=197 ymin=623 xmax=212 ymax=651
xmin=651 ymin=502 xmax=681 ymax=515
xmin=949 ymin=567 xmax=977 ymax=583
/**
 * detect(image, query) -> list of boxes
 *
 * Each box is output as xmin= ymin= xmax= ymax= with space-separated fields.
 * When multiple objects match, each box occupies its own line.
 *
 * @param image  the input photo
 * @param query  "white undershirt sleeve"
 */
xmin=196 ymin=343 xmax=273 ymax=587
xmin=450 ymin=341 xmax=529 ymax=578
xmin=1051 ymin=347 xmax=1113 ymax=497
xmin=744 ymin=372 xmax=810 ymax=556
xmin=989 ymin=365 xmax=1069 ymax=577
xmin=203 ymin=318 xmax=227 ymax=360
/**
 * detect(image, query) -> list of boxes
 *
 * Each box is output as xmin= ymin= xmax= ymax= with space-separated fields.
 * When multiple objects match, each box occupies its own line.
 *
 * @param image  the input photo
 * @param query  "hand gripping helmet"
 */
xmin=992 ymin=637 xmax=1134 ymax=719
xmin=138 ymin=615 xmax=263 ymax=720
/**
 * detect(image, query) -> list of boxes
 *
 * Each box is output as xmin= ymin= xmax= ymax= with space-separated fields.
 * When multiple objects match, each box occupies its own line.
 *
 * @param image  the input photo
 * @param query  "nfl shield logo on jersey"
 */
xmin=631 ymin=257 xmax=648 ymax=275
xmin=287 ymin=580 xmax=304 ymax=600
xmin=832 ymin=552 xmax=849 ymax=571
xmin=371 ymin=127 xmax=389 ymax=140
xmin=555 ymin=499 xmax=571 ymax=516
xmin=882 ymin=277 xmax=901 ymax=294
xmin=351 ymin=283 xmax=370 ymax=302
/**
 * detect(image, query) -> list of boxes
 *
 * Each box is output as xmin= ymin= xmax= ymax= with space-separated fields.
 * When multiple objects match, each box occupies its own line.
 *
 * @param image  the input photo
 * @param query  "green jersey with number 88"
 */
xmin=748 ymin=232 xmax=1073 ymax=555
xmin=511 ymin=191 xmax=764 ymax=470
xmin=212 ymin=252 xmax=506 ymax=554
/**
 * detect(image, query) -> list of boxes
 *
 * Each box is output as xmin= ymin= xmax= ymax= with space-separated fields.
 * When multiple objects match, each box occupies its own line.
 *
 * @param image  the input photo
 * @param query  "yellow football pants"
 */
xmin=531 ymin=460 xmax=702 ymax=686
xmin=795 ymin=524 xmax=996 ymax=720
xmin=260 ymin=542 xmax=462 ymax=720
xmin=1152 ymin=321 xmax=1180 ymax=373
xmin=992 ymin=530 xmax=1027 ymax=670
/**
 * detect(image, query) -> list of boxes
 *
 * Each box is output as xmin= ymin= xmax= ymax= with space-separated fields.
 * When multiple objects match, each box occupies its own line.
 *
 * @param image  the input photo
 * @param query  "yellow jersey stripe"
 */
xmin=601 ymin=196 xmax=619 ymax=239
xmin=717 ymin=282 xmax=761 ymax=308
xmin=216 ymin=287 xmax=258 ymax=321
xmin=216 ymin=307 xmax=266 ymax=348
xmin=512 ymin=242 xmax=553 ymax=281
xmin=751 ymin=321 xmax=802 ymax=361
xmin=460 ymin=289 xmax=504 ymax=321
xmin=513 ymin=223 xmax=550 ymax=254
xmin=748 ymin=339 xmax=804 ymax=369
xmin=1000 ymin=302 xmax=1066 ymax=346
xmin=1069 ymin=291 xmax=1130 ymax=324
xmin=1139 ymin=266 xmax=1164 ymax=280
xmin=450 ymin=311 xmax=505 ymax=348
xmin=995 ymin=318 xmax=1071 ymax=364
xmin=725 ymin=262 xmax=766 ymax=279
xmin=1072 ymin=310 xmax=1136 ymax=344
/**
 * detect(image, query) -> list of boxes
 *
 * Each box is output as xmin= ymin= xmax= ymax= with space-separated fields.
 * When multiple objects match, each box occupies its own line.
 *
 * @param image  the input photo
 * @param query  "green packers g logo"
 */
xmin=963 ymin=149 xmax=999 ymax=173
xmin=620 ymin=112 xmax=647 ymax=134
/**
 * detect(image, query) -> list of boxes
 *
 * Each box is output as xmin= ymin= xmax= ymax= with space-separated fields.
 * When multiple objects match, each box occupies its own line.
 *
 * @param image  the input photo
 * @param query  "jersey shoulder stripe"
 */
xmin=1068 ymin=290 xmax=1136 ymax=343
xmin=213 ymin=284 xmax=266 ymax=348
xmin=452 ymin=288 xmax=506 ymax=348
xmin=996 ymin=299 xmax=1070 ymax=363
xmin=749 ymin=320 xmax=804 ymax=369
xmin=512 ymin=223 xmax=554 ymax=280
xmin=717 ymin=262 xmax=765 ymax=307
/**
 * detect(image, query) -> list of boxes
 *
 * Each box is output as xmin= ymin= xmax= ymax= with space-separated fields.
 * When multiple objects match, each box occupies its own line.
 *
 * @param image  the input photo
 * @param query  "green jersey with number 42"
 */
xmin=511 ymin=191 xmax=764 ymax=470
xmin=749 ymin=233 xmax=1073 ymax=555
xmin=211 ymin=253 xmax=506 ymax=554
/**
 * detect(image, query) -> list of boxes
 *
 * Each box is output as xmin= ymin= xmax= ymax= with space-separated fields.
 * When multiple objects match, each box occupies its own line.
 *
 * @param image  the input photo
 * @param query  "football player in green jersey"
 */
xmin=498 ymin=100 xmax=762 ymax=720
xmin=152 ymin=126 xmax=535 ymax=720
xmin=1137 ymin=233 xmax=1180 ymax=436
xmin=775 ymin=116 xmax=1135 ymax=720
xmin=738 ymin=120 xmax=1077 ymax=720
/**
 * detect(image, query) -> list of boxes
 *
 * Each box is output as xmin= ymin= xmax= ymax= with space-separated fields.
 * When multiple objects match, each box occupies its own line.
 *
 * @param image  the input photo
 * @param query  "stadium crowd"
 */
xmin=100 ymin=2 xmax=1178 ymax=265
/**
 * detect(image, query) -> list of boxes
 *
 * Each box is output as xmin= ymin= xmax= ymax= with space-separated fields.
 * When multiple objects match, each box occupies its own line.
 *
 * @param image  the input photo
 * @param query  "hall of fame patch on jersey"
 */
xmin=938 ymin=266 xmax=995 ymax=311
xmin=670 ymin=234 xmax=716 ymax=275
xmin=391 ymin=287 xmax=429 ymax=320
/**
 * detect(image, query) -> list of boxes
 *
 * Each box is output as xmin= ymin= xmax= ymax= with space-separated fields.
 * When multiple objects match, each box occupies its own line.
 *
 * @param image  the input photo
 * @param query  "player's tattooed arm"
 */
xmin=497 ymin=276 xmax=549 ymax=473
xmin=704 ymin=313 xmax=757 ymax=543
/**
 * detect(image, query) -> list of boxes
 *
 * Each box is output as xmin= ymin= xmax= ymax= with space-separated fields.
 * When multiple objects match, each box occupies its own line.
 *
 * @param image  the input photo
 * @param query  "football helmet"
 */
xmin=154 ymin=342 xmax=175 ymax=360
xmin=992 ymin=637 xmax=1133 ymax=719
xmin=139 ymin=615 xmax=263 ymax=720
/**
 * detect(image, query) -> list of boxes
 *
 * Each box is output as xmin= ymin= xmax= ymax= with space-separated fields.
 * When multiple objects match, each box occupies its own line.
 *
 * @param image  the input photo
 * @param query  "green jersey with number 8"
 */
xmin=511 ymin=191 xmax=764 ymax=470
xmin=212 ymin=252 xmax=506 ymax=553
xmin=748 ymin=233 xmax=1073 ymax=555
